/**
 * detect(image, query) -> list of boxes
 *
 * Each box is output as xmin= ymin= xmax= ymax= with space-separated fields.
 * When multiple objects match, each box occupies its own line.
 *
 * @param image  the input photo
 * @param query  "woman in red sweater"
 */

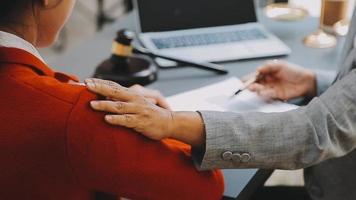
xmin=0 ymin=0 xmax=224 ymax=199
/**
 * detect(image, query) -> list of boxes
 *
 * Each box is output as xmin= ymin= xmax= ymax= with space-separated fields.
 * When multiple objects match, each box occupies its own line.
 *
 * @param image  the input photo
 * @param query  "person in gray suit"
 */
xmin=85 ymin=10 xmax=356 ymax=200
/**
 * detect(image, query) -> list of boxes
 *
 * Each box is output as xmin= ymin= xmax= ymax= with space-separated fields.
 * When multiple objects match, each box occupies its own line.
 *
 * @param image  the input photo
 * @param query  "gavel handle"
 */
xmin=133 ymin=47 xmax=228 ymax=75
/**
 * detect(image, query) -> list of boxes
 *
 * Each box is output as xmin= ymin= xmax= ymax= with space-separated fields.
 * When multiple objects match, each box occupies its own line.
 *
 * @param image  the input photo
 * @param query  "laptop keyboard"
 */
xmin=151 ymin=28 xmax=267 ymax=49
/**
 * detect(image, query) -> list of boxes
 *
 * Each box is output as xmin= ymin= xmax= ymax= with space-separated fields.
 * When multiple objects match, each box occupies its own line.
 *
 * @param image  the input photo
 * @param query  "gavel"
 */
xmin=94 ymin=30 xmax=157 ymax=87
xmin=114 ymin=29 xmax=228 ymax=75
xmin=94 ymin=29 xmax=228 ymax=87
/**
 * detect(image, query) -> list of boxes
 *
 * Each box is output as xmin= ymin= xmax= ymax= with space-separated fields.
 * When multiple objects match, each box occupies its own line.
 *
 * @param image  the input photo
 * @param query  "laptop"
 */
xmin=134 ymin=0 xmax=291 ymax=67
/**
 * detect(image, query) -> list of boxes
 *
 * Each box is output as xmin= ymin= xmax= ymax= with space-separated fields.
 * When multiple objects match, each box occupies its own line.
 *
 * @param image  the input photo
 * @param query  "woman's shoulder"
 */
xmin=0 ymin=47 xmax=94 ymax=105
xmin=9 ymin=68 xmax=91 ymax=105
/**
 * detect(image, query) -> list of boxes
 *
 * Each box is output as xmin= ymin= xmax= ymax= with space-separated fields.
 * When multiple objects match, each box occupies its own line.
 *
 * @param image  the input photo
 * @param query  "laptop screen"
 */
xmin=136 ymin=0 xmax=257 ymax=33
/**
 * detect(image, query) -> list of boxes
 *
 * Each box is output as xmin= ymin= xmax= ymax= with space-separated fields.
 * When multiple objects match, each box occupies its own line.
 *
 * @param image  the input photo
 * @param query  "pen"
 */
xmin=133 ymin=46 xmax=229 ymax=75
xmin=231 ymin=73 xmax=262 ymax=98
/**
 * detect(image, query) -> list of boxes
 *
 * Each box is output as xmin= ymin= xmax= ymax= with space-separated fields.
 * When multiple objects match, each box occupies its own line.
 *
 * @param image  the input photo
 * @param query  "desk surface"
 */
xmin=51 ymin=10 xmax=344 ymax=96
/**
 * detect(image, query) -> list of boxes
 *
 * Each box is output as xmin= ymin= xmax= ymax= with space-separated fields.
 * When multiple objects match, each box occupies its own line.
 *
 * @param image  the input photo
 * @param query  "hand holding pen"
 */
xmin=232 ymin=60 xmax=317 ymax=101
xmin=231 ymin=72 xmax=264 ymax=98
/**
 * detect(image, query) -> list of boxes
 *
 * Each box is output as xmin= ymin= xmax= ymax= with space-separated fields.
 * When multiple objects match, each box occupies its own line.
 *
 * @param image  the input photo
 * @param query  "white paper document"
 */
xmin=167 ymin=77 xmax=298 ymax=113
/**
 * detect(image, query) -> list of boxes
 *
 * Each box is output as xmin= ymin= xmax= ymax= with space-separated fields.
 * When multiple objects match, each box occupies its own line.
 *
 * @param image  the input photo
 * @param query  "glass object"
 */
xmin=303 ymin=0 xmax=337 ymax=48
xmin=322 ymin=0 xmax=349 ymax=34
xmin=264 ymin=0 xmax=308 ymax=21
xmin=333 ymin=19 xmax=350 ymax=36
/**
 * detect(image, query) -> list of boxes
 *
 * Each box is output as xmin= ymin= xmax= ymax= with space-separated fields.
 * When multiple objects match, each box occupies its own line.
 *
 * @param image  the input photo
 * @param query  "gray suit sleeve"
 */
xmin=193 ymin=69 xmax=356 ymax=170
xmin=315 ymin=69 xmax=337 ymax=96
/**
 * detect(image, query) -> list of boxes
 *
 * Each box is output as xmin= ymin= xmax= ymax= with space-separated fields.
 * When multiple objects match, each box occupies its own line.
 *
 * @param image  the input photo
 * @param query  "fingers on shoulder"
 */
xmin=85 ymin=78 xmax=137 ymax=101
xmin=105 ymin=114 xmax=137 ymax=128
xmin=91 ymin=100 xmax=141 ymax=114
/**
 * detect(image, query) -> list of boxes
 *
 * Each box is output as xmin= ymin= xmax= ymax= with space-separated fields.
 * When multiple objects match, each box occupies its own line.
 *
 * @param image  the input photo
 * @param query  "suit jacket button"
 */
xmin=241 ymin=153 xmax=251 ymax=163
xmin=222 ymin=151 xmax=233 ymax=161
xmin=232 ymin=153 xmax=242 ymax=162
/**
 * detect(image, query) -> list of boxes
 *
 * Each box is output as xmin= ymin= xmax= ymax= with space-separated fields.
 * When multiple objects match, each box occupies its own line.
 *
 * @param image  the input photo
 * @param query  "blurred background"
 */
xmin=39 ymin=0 xmax=128 ymax=62
xmin=39 ymin=0 xmax=337 ymax=63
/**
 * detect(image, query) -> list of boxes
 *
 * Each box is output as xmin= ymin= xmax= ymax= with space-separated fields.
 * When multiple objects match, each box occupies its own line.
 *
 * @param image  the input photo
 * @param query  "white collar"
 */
xmin=0 ymin=31 xmax=44 ymax=62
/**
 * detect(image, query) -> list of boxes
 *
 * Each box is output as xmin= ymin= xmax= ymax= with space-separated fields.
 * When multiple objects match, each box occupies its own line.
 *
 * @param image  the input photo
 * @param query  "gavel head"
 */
xmin=112 ymin=29 xmax=136 ymax=57
xmin=94 ymin=29 xmax=158 ymax=87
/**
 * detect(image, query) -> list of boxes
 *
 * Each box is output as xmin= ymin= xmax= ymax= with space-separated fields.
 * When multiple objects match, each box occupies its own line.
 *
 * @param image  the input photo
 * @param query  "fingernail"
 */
xmin=85 ymin=79 xmax=96 ymax=88
xmin=86 ymin=82 xmax=95 ymax=88
xmin=90 ymin=101 xmax=99 ymax=107
xmin=105 ymin=115 xmax=113 ymax=121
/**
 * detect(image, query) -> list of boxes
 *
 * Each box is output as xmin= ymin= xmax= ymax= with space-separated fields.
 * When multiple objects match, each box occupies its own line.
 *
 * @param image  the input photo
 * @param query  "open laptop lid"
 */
xmin=134 ymin=0 xmax=257 ymax=33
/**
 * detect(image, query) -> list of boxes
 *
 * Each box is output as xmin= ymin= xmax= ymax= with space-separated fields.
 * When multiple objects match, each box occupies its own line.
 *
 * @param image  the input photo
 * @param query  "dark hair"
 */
xmin=0 ymin=0 xmax=34 ymax=25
